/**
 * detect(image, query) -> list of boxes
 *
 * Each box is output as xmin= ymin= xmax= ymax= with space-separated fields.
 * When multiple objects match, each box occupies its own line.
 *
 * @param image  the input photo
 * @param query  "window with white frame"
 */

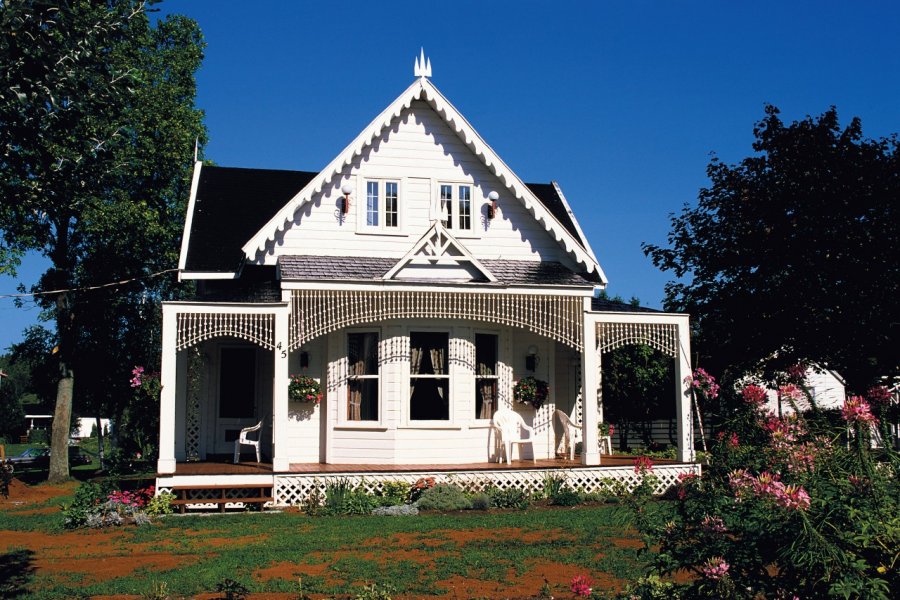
xmin=347 ymin=332 xmax=379 ymax=421
xmin=364 ymin=180 xmax=399 ymax=230
xmin=440 ymin=183 xmax=473 ymax=231
xmin=474 ymin=333 xmax=498 ymax=419
xmin=409 ymin=331 xmax=450 ymax=420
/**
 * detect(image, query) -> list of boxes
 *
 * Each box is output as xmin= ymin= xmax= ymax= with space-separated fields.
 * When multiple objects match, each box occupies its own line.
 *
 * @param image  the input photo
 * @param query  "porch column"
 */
xmin=271 ymin=307 xmax=290 ymax=472
xmin=581 ymin=300 xmax=600 ymax=465
xmin=157 ymin=304 xmax=177 ymax=474
xmin=674 ymin=317 xmax=694 ymax=462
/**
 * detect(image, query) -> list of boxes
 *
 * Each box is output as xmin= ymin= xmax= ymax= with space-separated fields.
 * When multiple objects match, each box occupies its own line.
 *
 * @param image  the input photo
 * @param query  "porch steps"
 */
xmin=170 ymin=483 xmax=274 ymax=513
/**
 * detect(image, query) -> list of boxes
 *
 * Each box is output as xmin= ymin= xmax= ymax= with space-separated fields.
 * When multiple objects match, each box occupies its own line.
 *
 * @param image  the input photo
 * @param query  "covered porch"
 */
xmin=156 ymin=287 xmax=695 ymax=484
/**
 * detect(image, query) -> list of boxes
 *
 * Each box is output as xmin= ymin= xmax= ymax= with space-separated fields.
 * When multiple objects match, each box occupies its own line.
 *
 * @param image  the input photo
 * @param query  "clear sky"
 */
xmin=2 ymin=0 xmax=898 ymax=351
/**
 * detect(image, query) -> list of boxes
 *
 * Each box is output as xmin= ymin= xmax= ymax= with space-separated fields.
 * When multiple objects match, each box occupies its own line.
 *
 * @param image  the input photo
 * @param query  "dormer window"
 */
xmin=440 ymin=183 xmax=472 ymax=231
xmin=364 ymin=179 xmax=400 ymax=229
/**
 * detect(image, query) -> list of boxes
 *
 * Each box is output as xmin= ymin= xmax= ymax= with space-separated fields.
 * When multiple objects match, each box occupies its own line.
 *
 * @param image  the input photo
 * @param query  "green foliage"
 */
xmin=415 ymin=483 xmax=472 ymax=511
xmin=353 ymin=581 xmax=395 ymax=600
xmin=0 ymin=0 xmax=207 ymax=479
xmin=145 ymin=492 xmax=175 ymax=517
xmin=549 ymin=487 xmax=581 ymax=507
xmin=376 ymin=481 xmax=412 ymax=507
xmin=543 ymin=474 xmax=566 ymax=498
xmin=214 ymin=578 xmax=250 ymax=600
xmin=140 ymin=580 xmax=171 ymax=600
xmin=487 ymin=486 xmax=531 ymax=510
xmin=0 ymin=460 xmax=13 ymax=498
xmin=624 ymin=380 xmax=900 ymax=599
xmin=26 ymin=428 xmax=48 ymax=445
xmin=470 ymin=492 xmax=491 ymax=510
xmin=61 ymin=480 xmax=113 ymax=529
xmin=644 ymin=106 xmax=899 ymax=388
xmin=323 ymin=479 xmax=376 ymax=515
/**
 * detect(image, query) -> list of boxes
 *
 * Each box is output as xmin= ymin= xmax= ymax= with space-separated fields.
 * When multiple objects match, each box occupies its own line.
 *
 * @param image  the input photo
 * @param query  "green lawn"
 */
xmin=0 ymin=482 xmax=652 ymax=599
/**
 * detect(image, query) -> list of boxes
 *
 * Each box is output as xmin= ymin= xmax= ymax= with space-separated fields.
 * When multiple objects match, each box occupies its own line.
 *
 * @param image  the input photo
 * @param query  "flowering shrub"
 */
xmin=513 ymin=376 xmax=549 ymax=409
xmin=622 ymin=375 xmax=900 ymax=599
xmin=288 ymin=374 xmax=321 ymax=403
xmin=570 ymin=574 xmax=593 ymax=597
xmin=685 ymin=367 xmax=720 ymax=401
xmin=119 ymin=365 xmax=162 ymax=467
xmin=599 ymin=422 xmax=615 ymax=437
xmin=633 ymin=456 xmax=653 ymax=474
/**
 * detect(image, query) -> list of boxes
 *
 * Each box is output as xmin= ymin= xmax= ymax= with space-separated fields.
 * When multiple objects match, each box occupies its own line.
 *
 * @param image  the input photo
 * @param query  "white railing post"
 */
xmin=157 ymin=304 xmax=178 ymax=474
xmin=675 ymin=316 xmax=694 ymax=462
xmin=581 ymin=298 xmax=600 ymax=465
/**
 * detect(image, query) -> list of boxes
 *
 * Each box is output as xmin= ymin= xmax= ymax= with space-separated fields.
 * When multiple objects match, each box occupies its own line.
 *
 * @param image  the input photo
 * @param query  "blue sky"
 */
xmin=2 ymin=0 xmax=898 ymax=351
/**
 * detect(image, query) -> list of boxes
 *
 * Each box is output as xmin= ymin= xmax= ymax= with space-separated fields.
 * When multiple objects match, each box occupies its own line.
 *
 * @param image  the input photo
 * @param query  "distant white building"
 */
xmin=765 ymin=368 xmax=846 ymax=416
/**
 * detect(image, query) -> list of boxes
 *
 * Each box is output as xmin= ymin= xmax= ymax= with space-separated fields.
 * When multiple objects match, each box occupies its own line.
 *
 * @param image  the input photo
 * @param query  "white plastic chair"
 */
xmin=490 ymin=408 xmax=536 ymax=464
xmin=233 ymin=420 xmax=263 ymax=464
xmin=555 ymin=409 xmax=582 ymax=460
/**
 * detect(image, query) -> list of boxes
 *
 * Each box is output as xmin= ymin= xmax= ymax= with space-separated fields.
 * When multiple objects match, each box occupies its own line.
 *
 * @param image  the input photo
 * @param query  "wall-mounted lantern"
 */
xmin=340 ymin=183 xmax=353 ymax=214
xmin=487 ymin=191 xmax=499 ymax=219
xmin=525 ymin=345 xmax=540 ymax=372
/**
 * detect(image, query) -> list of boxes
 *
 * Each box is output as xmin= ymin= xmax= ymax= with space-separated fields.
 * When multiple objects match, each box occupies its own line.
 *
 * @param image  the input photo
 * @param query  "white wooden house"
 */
xmin=156 ymin=55 xmax=698 ymax=505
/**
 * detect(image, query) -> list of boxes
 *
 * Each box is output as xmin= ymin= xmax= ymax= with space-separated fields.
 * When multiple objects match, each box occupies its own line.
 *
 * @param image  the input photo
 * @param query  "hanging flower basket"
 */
xmin=513 ymin=376 xmax=549 ymax=410
xmin=288 ymin=374 xmax=321 ymax=403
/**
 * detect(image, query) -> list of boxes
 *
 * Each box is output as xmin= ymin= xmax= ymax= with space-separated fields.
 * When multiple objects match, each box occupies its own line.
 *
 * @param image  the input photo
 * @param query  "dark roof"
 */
xmin=590 ymin=296 xmax=662 ymax=313
xmin=183 ymin=165 xmax=317 ymax=272
xmin=181 ymin=165 xmax=590 ymax=274
xmin=279 ymin=256 xmax=598 ymax=286
xmin=525 ymin=183 xmax=585 ymax=248
xmin=192 ymin=265 xmax=283 ymax=303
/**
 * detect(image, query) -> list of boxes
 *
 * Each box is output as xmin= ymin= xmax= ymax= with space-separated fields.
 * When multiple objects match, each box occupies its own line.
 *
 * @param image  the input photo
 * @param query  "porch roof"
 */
xmin=278 ymin=255 xmax=599 ymax=286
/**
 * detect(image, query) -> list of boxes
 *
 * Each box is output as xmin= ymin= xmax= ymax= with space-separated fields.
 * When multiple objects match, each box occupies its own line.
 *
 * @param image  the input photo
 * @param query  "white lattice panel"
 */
xmin=290 ymin=290 xmax=583 ymax=351
xmin=273 ymin=464 xmax=701 ymax=506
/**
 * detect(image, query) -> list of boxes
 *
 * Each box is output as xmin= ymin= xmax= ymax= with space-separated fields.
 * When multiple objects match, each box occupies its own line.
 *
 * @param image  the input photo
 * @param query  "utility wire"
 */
xmin=0 ymin=268 xmax=178 ymax=299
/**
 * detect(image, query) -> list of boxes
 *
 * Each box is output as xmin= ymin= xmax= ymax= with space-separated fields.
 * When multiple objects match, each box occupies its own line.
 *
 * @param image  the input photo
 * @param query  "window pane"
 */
xmin=440 ymin=184 xmax=452 ymax=228
xmin=348 ymin=332 xmax=379 ymax=421
xmin=366 ymin=181 xmax=379 ymax=227
xmin=220 ymin=348 xmax=256 ymax=418
xmin=349 ymin=379 xmax=379 ymax=421
xmin=410 ymin=332 xmax=450 ymax=420
xmin=475 ymin=334 xmax=498 ymax=419
xmin=459 ymin=185 xmax=471 ymax=230
xmin=385 ymin=181 xmax=398 ymax=228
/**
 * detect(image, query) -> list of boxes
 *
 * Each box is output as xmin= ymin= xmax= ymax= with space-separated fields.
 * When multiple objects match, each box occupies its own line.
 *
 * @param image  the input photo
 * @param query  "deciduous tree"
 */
xmin=0 ymin=1 xmax=206 ymax=481
xmin=644 ymin=106 xmax=899 ymax=390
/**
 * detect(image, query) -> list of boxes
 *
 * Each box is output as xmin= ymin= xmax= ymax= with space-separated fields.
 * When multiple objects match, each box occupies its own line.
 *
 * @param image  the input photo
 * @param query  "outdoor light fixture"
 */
xmin=525 ymin=345 xmax=540 ymax=372
xmin=340 ymin=183 xmax=353 ymax=214
xmin=487 ymin=191 xmax=499 ymax=219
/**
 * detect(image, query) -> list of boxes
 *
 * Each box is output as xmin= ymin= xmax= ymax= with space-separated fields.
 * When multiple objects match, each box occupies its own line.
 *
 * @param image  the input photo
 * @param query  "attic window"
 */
xmin=439 ymin=183 xmax=472 ymax=231
xmin=363 ymin=179 xmax=399 ymax=230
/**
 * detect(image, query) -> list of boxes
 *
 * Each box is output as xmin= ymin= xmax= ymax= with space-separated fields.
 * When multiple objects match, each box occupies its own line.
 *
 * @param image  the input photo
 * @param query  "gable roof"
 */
xmin=279 ymin=255 xmax=599 ymax=286
xmin=241 ymin=77 xmax=607 ymax=284
xmin=179 ymin=164 xmax=317 ymax=274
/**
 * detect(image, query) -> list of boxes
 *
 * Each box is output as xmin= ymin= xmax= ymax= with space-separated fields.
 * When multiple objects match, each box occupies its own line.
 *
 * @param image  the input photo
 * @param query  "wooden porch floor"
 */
xmin=168 ymin=455 xmax=683 ymax=476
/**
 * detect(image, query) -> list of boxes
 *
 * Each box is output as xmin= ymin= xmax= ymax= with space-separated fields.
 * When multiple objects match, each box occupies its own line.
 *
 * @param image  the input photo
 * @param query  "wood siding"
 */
xmin=260 ymin=101 xmax=579 ymax=270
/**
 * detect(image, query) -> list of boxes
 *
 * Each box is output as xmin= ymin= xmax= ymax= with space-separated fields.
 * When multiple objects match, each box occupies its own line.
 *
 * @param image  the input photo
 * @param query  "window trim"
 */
xmin=473 ymin=331 xmax=500 ymax=422
xmin=357 ymin=177 xmax=404 ymax=234
xmin=404 ymin=327 xmax=455 ymax=426
xmin=341 ymin=329 xmax=383 ymax=426
xmin=437 ymin=181 xmax=476 ymax=235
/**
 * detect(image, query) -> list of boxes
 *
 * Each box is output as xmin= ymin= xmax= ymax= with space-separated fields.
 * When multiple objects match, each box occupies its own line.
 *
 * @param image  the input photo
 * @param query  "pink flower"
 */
xmin=778 ymin=384 xmax=804 ymax=403
xmin=571 ymin=574 xmax=593 ymax=597
xmin=866 ymin=385 xmax=891 ymax=408
xmin=774 ymin=484 xmax=811 ymax=511
xmin=701 ymin=515 xmax=727 ymax=533
xmin=633 ymin=456 xmax=653 ymax=474
xmin=786 ymin=362 xmax=807 ymax=383
xmin=701 ymin=556 xmax=730 ymax=580
xmin=842 ymin=396 xmax=877 ymax=425
xmin=741 ymin=384 xmax=768 ymax=406
xmin=129 ymin=365 xmax=145 ymax=388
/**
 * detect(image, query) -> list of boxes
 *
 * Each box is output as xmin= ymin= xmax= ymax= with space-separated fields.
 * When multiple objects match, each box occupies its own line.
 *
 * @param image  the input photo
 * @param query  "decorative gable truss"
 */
xmin=383 ymin=221 xmax=497 ymax=282
xmin=241 ymin=77 xmax=607 ymax=285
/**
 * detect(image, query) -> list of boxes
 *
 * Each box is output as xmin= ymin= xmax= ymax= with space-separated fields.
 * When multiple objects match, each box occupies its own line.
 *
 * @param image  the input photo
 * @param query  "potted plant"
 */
xmin=288 ymin=374 xmax=321 ymax=403
xmin=513 ymin=376 xmax=549 ymax=410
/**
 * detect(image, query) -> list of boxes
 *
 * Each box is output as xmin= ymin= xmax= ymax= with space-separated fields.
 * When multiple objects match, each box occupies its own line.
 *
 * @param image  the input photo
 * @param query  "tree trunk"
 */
xmin=48 ymin=373 xmax=74 ymax=482
xmin=95 ymin=415 xmax=105 ymax=470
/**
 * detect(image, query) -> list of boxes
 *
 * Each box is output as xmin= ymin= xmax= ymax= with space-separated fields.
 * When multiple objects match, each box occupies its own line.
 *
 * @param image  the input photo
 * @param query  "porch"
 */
xmin=156 ymin=455 xmax=702 ymax=507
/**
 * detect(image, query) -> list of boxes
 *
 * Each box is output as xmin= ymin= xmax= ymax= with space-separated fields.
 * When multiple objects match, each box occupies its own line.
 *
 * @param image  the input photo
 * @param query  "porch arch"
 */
xmin=176 ymin=311 xmax=277 ymax=351
xmin=289 ymin=289 xmax=584 ymax=351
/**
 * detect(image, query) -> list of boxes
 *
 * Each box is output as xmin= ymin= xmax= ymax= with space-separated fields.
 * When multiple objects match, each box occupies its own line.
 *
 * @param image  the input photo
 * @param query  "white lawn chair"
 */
xmin=555 ymin=409 xmax=582 ymax=460
xmin=490 ymin=408 xmax=536 ymax=464
xmin=233 ymin=420 xmax=263 ymax=464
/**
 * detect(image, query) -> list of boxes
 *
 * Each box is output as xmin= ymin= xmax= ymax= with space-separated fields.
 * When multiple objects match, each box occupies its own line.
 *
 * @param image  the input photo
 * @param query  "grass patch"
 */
xmin=1 ymin=487 xmax=650 ymax=599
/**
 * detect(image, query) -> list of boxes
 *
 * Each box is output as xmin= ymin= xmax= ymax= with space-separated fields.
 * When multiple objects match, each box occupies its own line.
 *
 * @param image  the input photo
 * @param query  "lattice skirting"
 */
xmin=155 ymin=485 xmax=273 ymax=510
xmin=273 ymin=463 xmax=701 ymax=507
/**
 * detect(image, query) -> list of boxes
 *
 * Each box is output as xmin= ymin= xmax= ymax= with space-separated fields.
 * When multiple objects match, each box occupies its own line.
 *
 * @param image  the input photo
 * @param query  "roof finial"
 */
xmin=414 ymin=47 xmax=432 ymax=78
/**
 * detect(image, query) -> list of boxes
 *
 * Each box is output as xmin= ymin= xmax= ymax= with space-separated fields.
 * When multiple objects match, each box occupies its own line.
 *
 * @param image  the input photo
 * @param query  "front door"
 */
xmin=214 ymin=346 xmax=259 ymax=455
